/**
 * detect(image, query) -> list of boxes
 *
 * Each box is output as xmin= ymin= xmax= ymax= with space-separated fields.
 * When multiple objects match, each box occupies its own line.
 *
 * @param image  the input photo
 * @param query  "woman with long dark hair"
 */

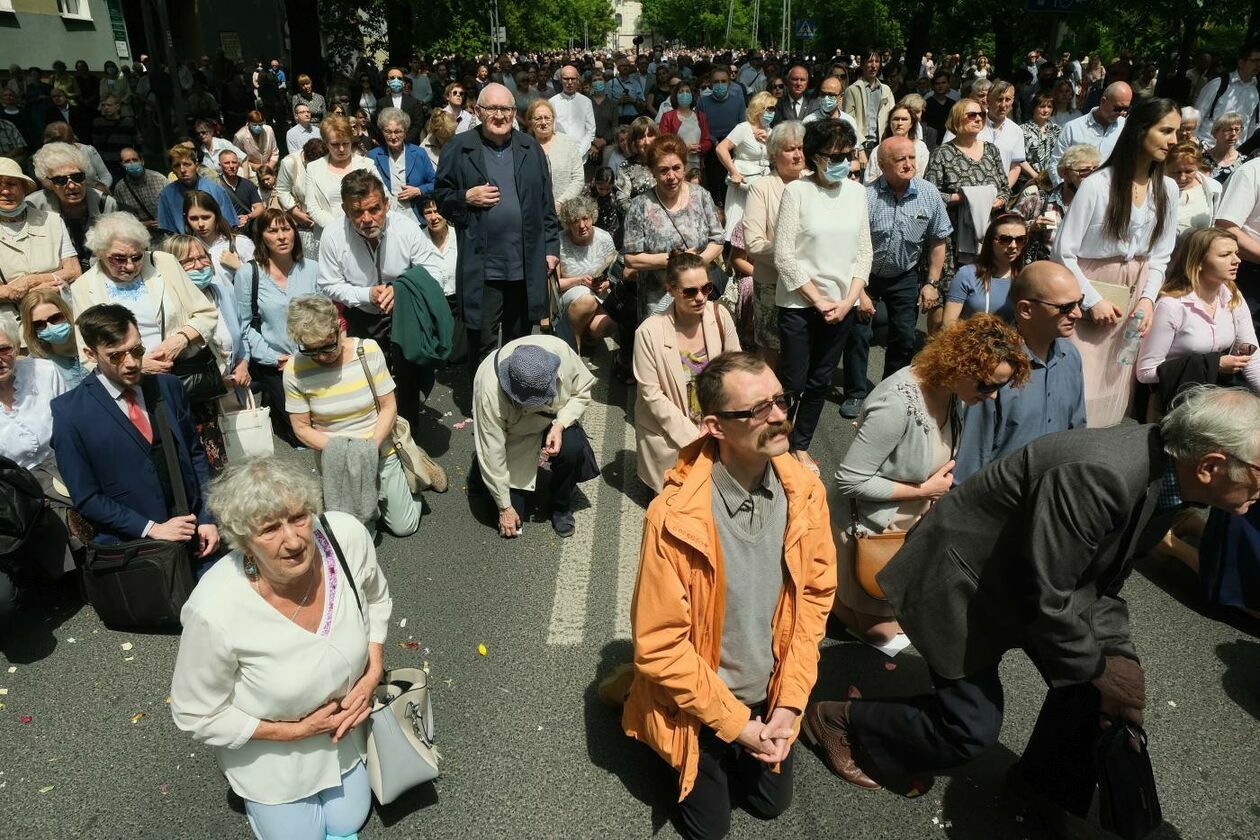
xmin=1052 ymin=96 xmax=1181 ymax=427
xmin=943 ymin=213 xmax=1029 ymax=327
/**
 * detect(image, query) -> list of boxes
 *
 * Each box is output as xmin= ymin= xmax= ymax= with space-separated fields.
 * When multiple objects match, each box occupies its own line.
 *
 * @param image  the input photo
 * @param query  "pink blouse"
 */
xmin=1136 ymin=286 xmax=1260 ymax=393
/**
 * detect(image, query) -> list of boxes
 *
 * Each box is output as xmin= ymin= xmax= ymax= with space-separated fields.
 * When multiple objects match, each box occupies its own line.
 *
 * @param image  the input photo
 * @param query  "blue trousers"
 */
xmin=244 ymin=761 xmax=370 ymax=840
xmin=841 ymin=268 xmax=921 ymax=401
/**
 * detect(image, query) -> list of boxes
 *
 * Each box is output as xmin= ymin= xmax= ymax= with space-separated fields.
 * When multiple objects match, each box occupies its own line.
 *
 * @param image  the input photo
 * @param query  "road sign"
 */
xmin=496 ymin=26 xmax=507 ymax=42
xmin=794 ymin=19 xmax=815 ymax=39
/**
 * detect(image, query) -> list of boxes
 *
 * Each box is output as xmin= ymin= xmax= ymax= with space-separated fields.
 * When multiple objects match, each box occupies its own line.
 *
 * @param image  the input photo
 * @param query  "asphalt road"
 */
xmin=2 ymin=342 xmax=1259 ymax=840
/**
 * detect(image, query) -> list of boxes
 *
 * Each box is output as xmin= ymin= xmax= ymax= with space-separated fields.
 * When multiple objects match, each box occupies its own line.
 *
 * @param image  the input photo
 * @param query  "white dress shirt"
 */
xmin=1194 ymin=71 xmax=1260 ymax=148
xmin=1215 ymin=158 xmax=1260 ymax=241
xmin=423 ymin=228 xmax=459 ymax=296
xmin=549 ymin=91 xmax=596 ymax=157
xmin=317 ymin=212 xmax=444 ymax=315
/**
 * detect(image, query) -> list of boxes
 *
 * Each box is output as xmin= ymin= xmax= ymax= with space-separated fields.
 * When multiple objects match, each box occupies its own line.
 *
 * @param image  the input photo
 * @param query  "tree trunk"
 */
xmin=386 ymin=0 xmax=413 ymax=67
xmin=904 ymin=0 xmax=935 ymax=81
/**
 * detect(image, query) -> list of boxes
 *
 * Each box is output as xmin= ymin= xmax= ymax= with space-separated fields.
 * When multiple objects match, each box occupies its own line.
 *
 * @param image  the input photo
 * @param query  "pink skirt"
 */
xmin=1070 ymin=257 xmax=1147 ymax=428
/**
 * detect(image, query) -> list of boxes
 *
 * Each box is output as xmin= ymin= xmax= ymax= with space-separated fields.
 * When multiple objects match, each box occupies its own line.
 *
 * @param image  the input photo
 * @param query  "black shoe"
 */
xmin=840 ymin=397 xmax=863 ymax=419
xmin=551 ymin=510 xmax=576 ymax=537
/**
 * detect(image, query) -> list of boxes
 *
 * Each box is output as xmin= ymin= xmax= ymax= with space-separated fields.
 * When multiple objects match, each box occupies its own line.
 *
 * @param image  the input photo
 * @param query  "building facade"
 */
xmin=0 ymin=0 xmax=132 ymax=69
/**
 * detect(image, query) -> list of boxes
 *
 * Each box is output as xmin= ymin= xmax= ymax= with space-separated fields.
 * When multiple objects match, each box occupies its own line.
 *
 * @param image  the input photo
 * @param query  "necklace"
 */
xmin=251 ymin=562 xmax=319 ymax=622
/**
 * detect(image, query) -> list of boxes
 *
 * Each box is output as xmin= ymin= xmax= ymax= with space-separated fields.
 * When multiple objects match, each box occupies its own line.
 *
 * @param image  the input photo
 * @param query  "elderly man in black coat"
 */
xmin=433 ymin=82 xmax=560 ymax=386
xmin=804 ymin=386 xmax=1260 ymax=832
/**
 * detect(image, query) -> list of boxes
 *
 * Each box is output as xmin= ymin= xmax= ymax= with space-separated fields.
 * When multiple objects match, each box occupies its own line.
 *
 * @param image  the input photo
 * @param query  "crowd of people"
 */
xmin=3 ymin=38 xmax=1260 ymax=840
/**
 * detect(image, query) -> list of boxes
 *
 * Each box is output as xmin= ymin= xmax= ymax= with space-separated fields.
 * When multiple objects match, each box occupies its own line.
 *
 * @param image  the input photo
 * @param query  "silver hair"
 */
xmin=1212 ymin=111 xmax=1244 ymax=133
xmin=971 ymin=78 xmax=993 ymax=94
xmin=1057 ymin=143 xmax=1102 ymax=175
xmin=766 ymin=120 xmax=805 ymax=163
xmin=1162 ymin=385 xmax=1260 ymax=478
xmin=558 ymin=194 xmax=598 ymax=227
xmin=1180 ymin=106 xmax=1201 ymax=124
xmin=208 ymin=457 xmax=324 ymax=551
xmin=378 ymin=106 xmax=412 ymax=132
xmin=217 ymin=148 xmax=239 ymax=161
xmin=0 ymin=312 xmax=19 ymax=348
xmin=286 ymin=294 xmax=340 ymax=347
xmin=84 ymin=211 xmax=151 ymax=255
xmin=32 ymin=141 xmax=90 ymax=182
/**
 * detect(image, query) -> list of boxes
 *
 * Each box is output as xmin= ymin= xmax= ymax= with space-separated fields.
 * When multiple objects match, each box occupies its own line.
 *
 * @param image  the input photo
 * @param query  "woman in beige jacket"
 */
xmin=633 ymin=252 xmax=740 ymax=492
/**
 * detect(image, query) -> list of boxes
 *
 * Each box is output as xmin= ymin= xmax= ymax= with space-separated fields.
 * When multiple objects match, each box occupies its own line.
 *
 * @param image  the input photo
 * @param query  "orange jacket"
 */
xmin=621 ymin=436 xmax=837 ymax=800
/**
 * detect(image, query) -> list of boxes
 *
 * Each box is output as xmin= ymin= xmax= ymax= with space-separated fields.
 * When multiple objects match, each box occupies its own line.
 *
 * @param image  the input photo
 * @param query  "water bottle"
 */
xmin=1117 ymin=308 xmax=1145 ymax=366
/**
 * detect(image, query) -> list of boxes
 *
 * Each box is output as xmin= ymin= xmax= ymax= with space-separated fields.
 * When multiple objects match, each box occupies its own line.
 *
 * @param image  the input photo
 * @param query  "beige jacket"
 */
xmin=741 ymin=175 xmax=791 ymax=291
xmin=472 ymin=335 xmax=596 ymax=509
xmin=842 ymin=79 xmax=895 ymax=144
xmin=0 ymin=206 xmax=68 ymax=320
xmin=632 ymin=303 xmax=740 ymax=492
xmin=69 ymin=250 xmax=221 ymax=366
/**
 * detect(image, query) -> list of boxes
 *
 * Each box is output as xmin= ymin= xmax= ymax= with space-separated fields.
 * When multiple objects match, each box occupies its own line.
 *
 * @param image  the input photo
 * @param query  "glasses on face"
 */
xmin=106 ymin=252 xmax=144 ymax=268
xmin=714 ymin=392 xmax=797 ymax=422
xmin=963 ymin=111 xmax=984 ymax=121
xmin=818 ymin=150 xmax=854 ymax=165
xmin=1030 ymin=297 xmax=1084 ymax=316
xmin=31 ymin=311 xmax=67 ymax=331
xmin=679 ymin=282 xmax=715 ymax=299
xmin=298 ymin=337 xmax=340 ymax=357
xmin=479 ymin=105 xmax=514 ymax=116
xmin=104 ymin=344 xmax=145 ymax=366
xmin=1112 ymin=105 xmax=1130 ymax=115
xmin=1070 ymin=166 xmax=1097 ymax=177
xmin=770 ymin=83 xmax=785 ymax=91
xmin=995 ymin=234 xmax=1027 ymax=246
xmin=975 ymin=377 xmax=1011 ymax=395
xmin=451 ymin=90 xmax=465 ymax=98
xmin=50 ymin=171 xmax=87 ymax=187
xmin=382 ymin=128 xmax=404 ymax=137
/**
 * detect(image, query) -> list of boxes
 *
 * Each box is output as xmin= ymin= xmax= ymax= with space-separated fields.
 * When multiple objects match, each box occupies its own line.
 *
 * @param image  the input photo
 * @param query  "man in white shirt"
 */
xmin=979 ymin=80 xmax=1025 ymax=187
xmin=285 ymin=103 xmax=318 ymax=157
xmin=549 ymin=64 xmax=596 ymax=157
xmin=1194 ymin=41 xmax=1260 ymax=149
xmin=1215 ymin=157 xmax=1260 ymax=320
xmin=318 ymin=170 xmax=445 ymax=425
xmin=1047 ymin=82 xmax=1131 ymax=186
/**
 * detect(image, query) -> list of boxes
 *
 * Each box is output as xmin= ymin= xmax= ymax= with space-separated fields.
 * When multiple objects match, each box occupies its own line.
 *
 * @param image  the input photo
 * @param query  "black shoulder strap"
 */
xmin=1209 ymin=73 xmax=1231 ymax=119
xmin=249 ymin=261 xmax=261 ymax=331
xmin=145 ymin=378 xmax=190 ymax=517
xmin=319 ymin=513 xmax=361 ymax=614
xmin=123 ymin=177 xmax=155 ymax=221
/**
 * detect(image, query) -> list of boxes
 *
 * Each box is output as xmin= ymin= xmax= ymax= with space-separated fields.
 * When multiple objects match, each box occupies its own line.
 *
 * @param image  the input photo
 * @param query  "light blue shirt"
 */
xmin=947 ymin=264 xmax=1015 ymax=323
xmin=1048 ymin=109 xmax=1125 ymax=185
xmin=233 ymin=258 xmax=321 ymax=366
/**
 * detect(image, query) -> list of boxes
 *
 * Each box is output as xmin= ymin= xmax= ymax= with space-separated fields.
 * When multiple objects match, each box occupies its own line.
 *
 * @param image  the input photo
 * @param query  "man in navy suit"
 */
xmin=50 ymin=304 xmax=219 ymax=558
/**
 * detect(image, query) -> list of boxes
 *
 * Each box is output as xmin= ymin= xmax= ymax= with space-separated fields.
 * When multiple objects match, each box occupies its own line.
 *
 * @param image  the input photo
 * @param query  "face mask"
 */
xmin=0 ymin=200 xmax=27 ymax=219
xmin=820 ymin=95 xmax=838 ymax=113
xmin=592 ymin=81 xmax=605 ymax=94
xmin=186 ymin=266 xmax=214 ymax=288
xmin=761 ymin=110 xmax=774 ymax=126
xmin=711 ymin=82 xmax=729 ymax=100
xmin=124 ymin=162 xmax=144 ymax=176
xmin=388 ymin=78 xmax=404 ymax=93
xmin=677 ymin=91 xmax=693 ymax=108
xmin=250 ymin=124 xmax=263 ymax=135
xmin=37 ymin=322 xmax=72 ymax=344
xmin=824 ymin=160 xmax=851 ymax=182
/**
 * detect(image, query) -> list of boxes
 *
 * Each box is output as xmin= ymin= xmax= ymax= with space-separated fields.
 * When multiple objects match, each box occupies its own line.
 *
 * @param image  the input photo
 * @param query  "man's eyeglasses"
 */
xmin=680 ymin=282 xmax=714 ymax=299
xmin=106 ymin=252 xmax=145 ymax=268
xmin=1112 ymin=105 xmax=1130 ymax=115
xmin=714 ymin=392 xmax=797 ymax=422
xmin=995 ymin=234 xmax=1027 ymax=246
xmin=103 ymin=344 xmax=145 ymax=366
xmin=31 ymin=311 xmax=67 ymax=331
xmin=478 ymin=105 xmax=514 ymax=116
xmin=975 ymin=377 xmax=1011 ymax=395
xmin=50 ymin=171 xmax=87 ymax=187
xmin=1029 ymin=297 xmax=1084 ymax=316
xmin=298 ymin=338 xmax=340 ymax=357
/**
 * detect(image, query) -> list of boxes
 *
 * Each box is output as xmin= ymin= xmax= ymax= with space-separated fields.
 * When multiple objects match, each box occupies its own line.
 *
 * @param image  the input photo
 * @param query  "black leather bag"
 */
xmin=81 ymin=385 xmax=195 ymax=628
xmin=1095 ymin=716 xmax=1163 ymax=839
xmin=171 ymin=345 xmax=227 ymax=403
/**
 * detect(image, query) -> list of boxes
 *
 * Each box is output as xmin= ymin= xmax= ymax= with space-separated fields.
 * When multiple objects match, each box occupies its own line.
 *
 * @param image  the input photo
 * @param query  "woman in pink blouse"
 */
xmin=1136 ymin=228 xmax=1258 ymax=420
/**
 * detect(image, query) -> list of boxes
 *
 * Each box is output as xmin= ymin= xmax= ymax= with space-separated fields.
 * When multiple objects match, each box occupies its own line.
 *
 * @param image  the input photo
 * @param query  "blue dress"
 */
xmin=946 ymin=264 xmax=1014 ymax=323
xmin=1198 ymin=506 xmax=1260 ymax=611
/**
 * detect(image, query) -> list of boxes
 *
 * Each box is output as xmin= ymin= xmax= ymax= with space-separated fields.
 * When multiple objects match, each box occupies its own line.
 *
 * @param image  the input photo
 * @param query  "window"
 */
xmin=58 ymin=0 xmax=93 ymax=20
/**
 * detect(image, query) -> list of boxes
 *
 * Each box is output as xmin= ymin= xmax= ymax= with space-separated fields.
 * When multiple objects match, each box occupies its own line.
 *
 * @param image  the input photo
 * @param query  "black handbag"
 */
xmin=81 ymin=383 xmax=196 ymax=628
xmin=1095 ymin=716 xmax=1163 ymax=839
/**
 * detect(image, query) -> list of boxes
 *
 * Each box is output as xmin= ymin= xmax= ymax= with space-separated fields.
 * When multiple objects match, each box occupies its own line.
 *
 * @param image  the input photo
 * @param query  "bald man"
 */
xmin=1048 ymin=81 xmax=1131 ymax=185
xmin=953 ymin=261 xmax=1087 ymax=482
xmin=550 ymin=64 xmax=595 ymax=157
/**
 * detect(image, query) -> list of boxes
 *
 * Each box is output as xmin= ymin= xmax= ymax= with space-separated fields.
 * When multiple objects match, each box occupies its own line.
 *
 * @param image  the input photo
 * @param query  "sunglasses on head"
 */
xmin=50 ymin=171 xmax=87 ymax=186
xmin=975 ymin=377 xmax=1010 ymax=395
xmin=995 ymin=234 xmax=1027 ymax=246
xmin=31 ymin=311 xmax=67 ymax=332
xmin=714 ymin=392 xmax=797 ymax=422
xmin=680 ymin=282 xmax=715 ymax=299
xmin=103 ymin=344 xmax=145 ymax=366
xmin=1030 ymin=297 xmax=1084 ymax=316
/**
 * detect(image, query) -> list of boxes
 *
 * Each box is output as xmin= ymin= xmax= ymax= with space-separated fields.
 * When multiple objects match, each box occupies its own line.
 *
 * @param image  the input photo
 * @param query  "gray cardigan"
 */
xmin=833 ymin=366 xmax=960 ymax=533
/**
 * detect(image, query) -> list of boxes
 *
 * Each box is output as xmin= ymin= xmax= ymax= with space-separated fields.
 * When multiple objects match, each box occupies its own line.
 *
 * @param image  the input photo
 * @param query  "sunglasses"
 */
xmin=680 ymin=282 xmax=715 ymax=299
xmin=1030 ymin=297 xmax=1084 ymax=316
xmin=975 ymin=377 xmax=1010 ymax=395
xmin=819 ymin=150 xmax=855 ymax=165
xmin=1112 ymin=105 xmax=1130 ymax=114
xmin=50 ymin=171 xmax=87 ymax=186
xmin=31 ymin=311 xmax=67 ymax=331
xmin=714 ymin=392 xmax=797 ymax=422
xmin=298 ymin=338 xmax=340 ymax=357
xmin=107 ymin=252 xmax=145 ymax=268
xmin=963 ymin=111 xmax=984 ymax=121
xmin=995 ymin=234 xmax=1027 ymax=246
xmin=103 ymin=344 xmax=146 ymax=366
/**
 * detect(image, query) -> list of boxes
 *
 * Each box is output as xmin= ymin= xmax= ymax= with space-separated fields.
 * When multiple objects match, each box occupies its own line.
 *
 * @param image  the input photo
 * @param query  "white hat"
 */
xmin=0 ymin=157 xmax=37 ymax=191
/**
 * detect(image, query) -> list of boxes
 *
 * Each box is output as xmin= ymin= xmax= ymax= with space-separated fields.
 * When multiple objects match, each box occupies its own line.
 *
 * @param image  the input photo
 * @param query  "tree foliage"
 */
xmin=410 ymin=0 xmax=616 ymax=54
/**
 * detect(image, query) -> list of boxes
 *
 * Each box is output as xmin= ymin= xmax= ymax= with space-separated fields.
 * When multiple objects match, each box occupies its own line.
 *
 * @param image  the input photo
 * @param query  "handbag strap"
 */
xmin=319 ymin=513 xmax=361 ymax=615
xmin=356 ymin=339 xmax=382 ymax=413
xmin=652 ymin=187 xmax=696 ymax=251
xmin=249 ymin=261 xmax=261 ymax=332
xmin=123 ymin=178 xmax=155 ymax=221
xmin=143 ymin=378 xmax=190 ymax=517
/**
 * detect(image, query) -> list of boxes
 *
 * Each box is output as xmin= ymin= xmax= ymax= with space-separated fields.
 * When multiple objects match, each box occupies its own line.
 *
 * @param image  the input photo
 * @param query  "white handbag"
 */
xmin=366 ymin=667 xmax=441 ymax=805
xmin=219 ymin=390 xmax=274 ymax=461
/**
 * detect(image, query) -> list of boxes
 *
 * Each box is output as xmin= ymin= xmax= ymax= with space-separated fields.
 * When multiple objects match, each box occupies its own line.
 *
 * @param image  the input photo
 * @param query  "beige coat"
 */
xmin=69 ymin=250 xmax=221 ymax=366
xmin=472 ymin=335 xmax=596 ymax=510
xmin=633 ymin=303 xmax=740 ymax=492
xmin=0 ymin=206 xmax=68 ymax=321
xmin=842 ymin=79 xmax=895 ymax=145
xmin=742 ymin=175 xmax=790 ymax=289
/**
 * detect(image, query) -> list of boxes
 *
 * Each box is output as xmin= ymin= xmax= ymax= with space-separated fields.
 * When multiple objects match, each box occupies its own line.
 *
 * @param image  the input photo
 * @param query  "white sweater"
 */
xmin=773 ymin=177 xmax=873 ymax=308
xmin=169 ymin=512 xmax=393 ymax=805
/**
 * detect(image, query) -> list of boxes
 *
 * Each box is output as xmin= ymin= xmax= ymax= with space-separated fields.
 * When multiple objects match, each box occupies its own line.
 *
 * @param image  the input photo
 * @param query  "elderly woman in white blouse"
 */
xmin=171 ymin=457 xmax=392 ymax=840
xmin=525 ymin=98 xmax=585 ymax=212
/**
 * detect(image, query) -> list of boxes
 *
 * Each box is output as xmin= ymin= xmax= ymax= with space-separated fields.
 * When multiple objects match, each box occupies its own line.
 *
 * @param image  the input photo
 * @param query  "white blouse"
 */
xmin=773 ymin=177 xmax=873 ymax=308
xmin=169 ymin=512 xmax=392 ymax=805
xmin=1051 ymin=168 xmax=1180 ymax=310
xmin=0 ymin=358 xmax=66 ymax=470
xmin=724 ymin=120 xmax=770 ymax=179
xmin=423 ymin=228 xmax=459 ymax=296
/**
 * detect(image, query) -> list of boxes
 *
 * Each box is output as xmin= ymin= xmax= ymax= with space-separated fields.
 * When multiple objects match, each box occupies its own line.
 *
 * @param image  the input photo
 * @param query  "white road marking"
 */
xmin=613 ymin=391 xmax=642 ymax=641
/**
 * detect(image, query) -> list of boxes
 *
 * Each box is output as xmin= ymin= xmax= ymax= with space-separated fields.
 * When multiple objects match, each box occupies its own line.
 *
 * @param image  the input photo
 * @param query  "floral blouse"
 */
xmin=923 ymin=141 xmax=1011 ymax=286
xmin=1021 ymin=121 xmax=1061 ymax=176
xmin=623 ymin=185 xmax=722 ymax=318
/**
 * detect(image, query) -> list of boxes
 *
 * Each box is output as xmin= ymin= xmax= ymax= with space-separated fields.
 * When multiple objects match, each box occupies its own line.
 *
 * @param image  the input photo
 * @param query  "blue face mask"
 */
xmin=37 ymin=321 xmax=72 ymax=344
xmin=592 ymin=81 xmax=605 ymax=94
xmin=388 ymin=78 xmax=405 ymax=93
xmin=824 ymin=160 xmax=851 ymax=183
xmin=0 ymin=200 xmax=27 ymax=219
xmin=124 ymin=162 xmax=144 ymax=177
xmin=761 ymin=110 xmax=775 ymax=126
xmin=250 ymin=124 xmax=263 ymax=135
xmin=819 ymin=95 xmax=838 ymax=113
xmin=186 ymin=266 xmax=215 ymax=288
xmin=676 ymin=91 xmax=693 ymax=108
xmin=711 ymin=82 xmax=729 ymax=100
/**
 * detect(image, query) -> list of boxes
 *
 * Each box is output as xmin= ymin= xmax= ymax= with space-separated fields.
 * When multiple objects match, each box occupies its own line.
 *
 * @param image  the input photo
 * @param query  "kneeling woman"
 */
xmin=170 ymin=457 xmax=392 ymax=840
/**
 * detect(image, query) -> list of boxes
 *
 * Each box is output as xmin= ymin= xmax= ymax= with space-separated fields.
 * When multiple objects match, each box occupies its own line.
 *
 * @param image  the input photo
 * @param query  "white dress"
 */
xmin=721 ymin=120 xmax=771 ymax=240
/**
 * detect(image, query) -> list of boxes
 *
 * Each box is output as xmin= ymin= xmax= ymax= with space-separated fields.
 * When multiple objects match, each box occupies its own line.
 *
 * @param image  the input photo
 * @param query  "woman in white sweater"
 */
xmin=170 ymin=458 xmax=392 ymax=840
xmin=1051 ymin=97 xmax=1181 ymax=427
xmin=525 ymin=98 xmax=585 ymax=212
xmin=773 ymin=119 xmax=872 ymax=473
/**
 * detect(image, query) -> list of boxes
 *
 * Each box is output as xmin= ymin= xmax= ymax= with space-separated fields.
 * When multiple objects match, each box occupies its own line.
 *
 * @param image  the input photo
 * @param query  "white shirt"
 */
xmin=423 ymin=227 xmax=459 ymax=296
xmin=0 ymin=358 xmax=66 ymax=470
xmin=802 ymin=107 xmax=861 ymax=140
xmin=773 ymin=178 xmax=874 ymax=307
xmin=1194 ymin=71 xmax=1260 ymax=148
xmin=1048 ymin=110 xmax=1126 ymax=186
xmin=170 ymin=512 xmax=392 ymax=805
xmin=285 ymin=122 xmax=318 ymax=156
xmin=1215 ymin=157 xmax=1260 ymax=240
xmin=549 ymin=91 xmax=596 ymax=157
xmin=207 ymin=234 xmax=255 ymax=288
xmin=317 ymin=212 xmax=444 ymax=315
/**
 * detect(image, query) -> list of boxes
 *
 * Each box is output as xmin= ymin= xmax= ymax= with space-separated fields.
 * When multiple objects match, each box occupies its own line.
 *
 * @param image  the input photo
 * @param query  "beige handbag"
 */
xmin=355 ymin=341 xmax=449 ymax=494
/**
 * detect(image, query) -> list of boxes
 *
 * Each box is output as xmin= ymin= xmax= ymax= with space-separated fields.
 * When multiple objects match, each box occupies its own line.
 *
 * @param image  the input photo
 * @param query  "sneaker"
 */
xmin=551 ymin=510 xmax=576 ymax=537
xmin=840 ymin=397 xmax=863 ymax=419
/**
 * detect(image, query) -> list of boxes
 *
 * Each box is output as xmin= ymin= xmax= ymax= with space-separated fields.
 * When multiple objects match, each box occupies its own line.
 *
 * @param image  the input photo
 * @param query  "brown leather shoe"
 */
xmin=803 ymin=701 xmax=882 ymax=790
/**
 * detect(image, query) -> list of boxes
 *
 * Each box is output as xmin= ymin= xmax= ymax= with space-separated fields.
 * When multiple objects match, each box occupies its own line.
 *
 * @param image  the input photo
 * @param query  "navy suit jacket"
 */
xmin=368 ymin=144 xmax=437 ymax=222
xmin=51 ymin=373 xmax=213 ymax=544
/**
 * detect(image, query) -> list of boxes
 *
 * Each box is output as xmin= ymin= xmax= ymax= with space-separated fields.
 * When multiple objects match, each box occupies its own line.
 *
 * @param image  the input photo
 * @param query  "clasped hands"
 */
xmin=735 ymin=707 xmax=799 ymax=764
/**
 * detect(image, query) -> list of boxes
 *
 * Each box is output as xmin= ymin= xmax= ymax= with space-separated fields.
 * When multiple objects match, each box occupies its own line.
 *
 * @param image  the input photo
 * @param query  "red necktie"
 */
xmin=122 ymin=388 xmax=153 ymax=444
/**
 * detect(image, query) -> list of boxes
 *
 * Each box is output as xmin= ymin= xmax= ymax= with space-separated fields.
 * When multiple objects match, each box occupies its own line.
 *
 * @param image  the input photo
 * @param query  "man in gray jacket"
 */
xmin=805 ymin=386 xmax=1260 ymax=830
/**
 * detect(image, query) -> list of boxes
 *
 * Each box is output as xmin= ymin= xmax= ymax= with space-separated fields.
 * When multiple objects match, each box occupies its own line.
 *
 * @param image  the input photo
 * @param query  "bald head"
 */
xmin=1013 ymin=260 xmax=1076 ymax=302
xmin=877 ymin=135 xmax=918 ymax=187
xmin=1012 ymin=261 xmax=1083 ymax=341
xmin=1099 ymin=82 xmax=1133 ymax=124
xmin=477 ymin=82 xmax=513 ymax=108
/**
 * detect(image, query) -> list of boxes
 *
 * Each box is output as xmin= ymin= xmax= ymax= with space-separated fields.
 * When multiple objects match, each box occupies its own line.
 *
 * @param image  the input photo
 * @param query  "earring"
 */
xmin=243 ymin=555 xmax=259 ymax=578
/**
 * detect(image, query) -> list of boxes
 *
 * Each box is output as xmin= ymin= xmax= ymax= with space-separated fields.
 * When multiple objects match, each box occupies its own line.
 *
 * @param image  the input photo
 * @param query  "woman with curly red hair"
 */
xmin=833 ymin=313 xmax=1030 ymax=645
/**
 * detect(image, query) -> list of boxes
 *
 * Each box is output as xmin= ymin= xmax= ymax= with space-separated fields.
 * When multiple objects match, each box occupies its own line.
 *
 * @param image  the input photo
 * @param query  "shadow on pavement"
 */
xmin=1217 ymin=639 xmax=1260 ymax=721
xmin=600 ymin=449 xmax=651 ymax=511
xmin=411 ymin=403 xmax=454 ymax=459
xmin=1135 ymin=550 xmax=1260 ymax=637
xmin=374 ymin=780 xmax=440 ymax=827
xmin=584 ymin=640 xmax=674 ymax=835
xmin=0 ymin=573 xmax=85 ymax=664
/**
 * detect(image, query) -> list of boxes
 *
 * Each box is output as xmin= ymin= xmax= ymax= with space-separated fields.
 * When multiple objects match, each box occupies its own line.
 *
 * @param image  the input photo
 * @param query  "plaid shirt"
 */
xmin=111 ymin=169 xmax=168 ymax=224
xmin=867 ymin=176 xmax=953 ymax=277
xmin=1154 ymin=462 xmax=1184 ymax=518
xmin=0 ymin=119 xmax=24 ymax=155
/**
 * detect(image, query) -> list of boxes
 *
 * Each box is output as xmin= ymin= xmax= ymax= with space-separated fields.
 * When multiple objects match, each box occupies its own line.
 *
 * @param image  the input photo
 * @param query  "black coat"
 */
xmin=374 ymin=93 xmax=427 ymax=144
xmin=772 ymin=94 xmax=816 ymax=125
xmin=433 ymin=128 xmax=560 ymax=332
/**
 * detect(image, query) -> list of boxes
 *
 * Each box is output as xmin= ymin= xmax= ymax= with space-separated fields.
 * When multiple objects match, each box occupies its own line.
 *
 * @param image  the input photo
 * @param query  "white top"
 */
xmin=0 ymin=358 xmax=66 ymax=470
xmin=317 ymin=212 xmax=445 ymax=315
xmin=285 ymin=123 xmax=319 ymax=158
xmin=1177 ymin=177 xmax=1217 ymax=240
xmin=203 ymin=138 xmax=247 ymax=175
xmin=1215 ymin=158 xmax=1260 ymax=239
xmin=423 ymin=228 xmax=459 ymax=296
xmin=543 ymin=133 xmax=586 ymax=206
xmin=207 ymin=234 xmax=255 ymax=289
xmin=802 ymin=108 xmax=862 ymax=140
xmin=104 ymin=274 xmax=164 ymax=351
xmin=1194 ymin=71 xmax=1260 ymax=148
xmin=303 ymin=155 xmax=382 ymax=232
xmin=169 ymin=512 xmax=392 ymax=805
xmin=1136 ymin=286 xmax=1260 ymax=393
xmin=1050 ymin=110 xmax=1081 ymax=128
xmin=1051 ymin=168 xmax=1180 ymax=308
xmin=549 ymin=91 xmax=596 ymax=157
xmin=773 ymin=178 xmax=873 ymax=308
xmin=1048 ymin=110 xmax=1126 ymax=185
xmin=943 ymin=117 xmax=1026 ymax=172
xmin=723 ymin=121 xmax=770 ymax=179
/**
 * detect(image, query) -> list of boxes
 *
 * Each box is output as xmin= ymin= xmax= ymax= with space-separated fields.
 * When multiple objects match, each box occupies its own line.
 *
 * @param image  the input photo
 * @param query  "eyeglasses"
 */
xmin=298 ymin=337 xmax=340 ymax=357
xmin=50 ymin=171 xmax=87 ymax=186
xmin=179 ymin=255 xmax=210 ymax=270
xmin=1029 ymin=297 xmax=1084 ymax=316
xmin=31 ymin=311 xmax=67 ymax=331
xmin=103 ymin=344 xmax=145 ymax=366
xmin=818 ymin=150 xmax=854 ymax=164
xmin=770 ymin=84 xmax=785 ymax=90
xmin=679 ymin=282 xmax=715 ymax=299
xmin=995 ymin=234 xmax=1027 ymax=246
xmin=714 ymin=392 xmax=797 ymax=422
xmin=963 ymin=111 xmax=984 ymax=121
xmin=975 ymin=377 xmax=1011 ymax=395
xmin=1112 ymin=105 xmax=1130 ymax=115
xmin=450 ymin=90 xmax=465 ymax=97
xmin=478 ymin=105 xmax=514 ymax=116
xmin=106 ymin=252 xmax=145 ymax=268
xmin=1070 ymin=166 xmax=1097 ymax=177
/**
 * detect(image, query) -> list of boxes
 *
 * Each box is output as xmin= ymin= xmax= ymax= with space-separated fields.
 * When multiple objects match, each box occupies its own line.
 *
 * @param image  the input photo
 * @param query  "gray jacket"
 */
xmin=877 ymin=424 xmax=1170 ymax=687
